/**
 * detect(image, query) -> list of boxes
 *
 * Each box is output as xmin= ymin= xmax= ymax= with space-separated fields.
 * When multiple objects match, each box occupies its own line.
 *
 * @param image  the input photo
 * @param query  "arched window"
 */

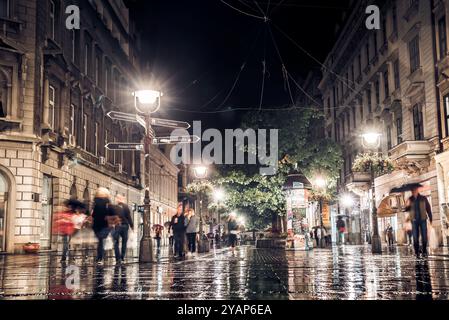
xmin=70 ymin=183 xmax=77 ymax=200
xmin=83 ymin=187 xmax=90 ymax=213
xmin=0 ymin=67 xmax=12 ymax=118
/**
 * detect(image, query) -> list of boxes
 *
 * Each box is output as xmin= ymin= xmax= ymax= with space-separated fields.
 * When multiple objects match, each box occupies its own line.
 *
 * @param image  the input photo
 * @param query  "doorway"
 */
xmin=41 ymin=175 xmax=53 ymax=249
xmin=0 ymin=172 xmax=8 ymax=252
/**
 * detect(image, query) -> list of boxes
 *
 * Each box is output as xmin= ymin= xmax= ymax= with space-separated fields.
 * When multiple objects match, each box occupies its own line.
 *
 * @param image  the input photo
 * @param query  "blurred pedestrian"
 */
xmin=170 ymin=206 xmax=186 ymax=258
xmin=154 ymin=225 xmax=163 ymax=250
xmin=405 ymin=216 xmax=413 ymax=246
xmin=92 ymin=187 xmax=114 ymax=265
xmin=52 ymin=199 xmax=86 ymax=263
xmin=405 ymin=187 xmax=433 ymax=258
xmin=228 ymin=213 xmax=239 ymax=254
xmin=111 ymin=194 xmax=134 ymax=264
xmin=386 ymin=224 xmax=394 ymax=246
xmin=336 ymin=217 xmax=346 ymax=245
xmin=185 ymin=209 xmax=199 ymax=256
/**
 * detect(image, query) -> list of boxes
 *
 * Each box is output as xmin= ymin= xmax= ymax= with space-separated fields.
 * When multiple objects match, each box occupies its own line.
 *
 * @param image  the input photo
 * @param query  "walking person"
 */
xmin=405 ymin=186 xmax=433 ymax=258
xmin=228 ymin=213 xmax=239 ymax=254
xmin=336 ymin=217 xmax=346 ymax=245
xmin=92 ymin=188 xmax=115 ymax=265
xmin=111 ymin=195 xmax=134 ymax=264
xmin=185 ymin=209 xmax=199 ymax=256
xmin=405 ymin=216 xmax=413 ymax=246
xmin=386 ymin=224 xmax=394 ymax=247
xmin=52 ymin=200 xmax=86 ymax=263
xmin=154 ymin=225 xmax=162 ymax=251
xmin=170 ymin=208 xmax=186 ymax=258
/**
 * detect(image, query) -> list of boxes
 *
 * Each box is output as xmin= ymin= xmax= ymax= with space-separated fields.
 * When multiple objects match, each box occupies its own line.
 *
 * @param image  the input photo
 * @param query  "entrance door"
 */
xmin=41 ymin=175 xmax=53 ymax=249
xmin=0 ymin=173 xmax=8 ymax=252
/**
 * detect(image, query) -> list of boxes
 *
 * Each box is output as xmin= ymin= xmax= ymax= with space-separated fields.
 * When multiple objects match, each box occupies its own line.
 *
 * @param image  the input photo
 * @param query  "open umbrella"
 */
xmin=164 ymin=221 xmax=171 ymax=228
xmin=152 ymin=224 xmax=164 ymax=230
xmin=390 ymin=183 xmax=423 ymax=194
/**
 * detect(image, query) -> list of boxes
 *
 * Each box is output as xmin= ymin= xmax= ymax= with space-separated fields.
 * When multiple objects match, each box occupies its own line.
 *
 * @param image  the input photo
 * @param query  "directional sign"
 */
xmin=107 ymin=111 xmax=139 ymax=123
xmin=105 ymin=143 xmax=144 ymax=151
xmin=152 ymin=135 xmax=201 ymax=145
xmin=150 ymin=118 xmax=191 ymax=129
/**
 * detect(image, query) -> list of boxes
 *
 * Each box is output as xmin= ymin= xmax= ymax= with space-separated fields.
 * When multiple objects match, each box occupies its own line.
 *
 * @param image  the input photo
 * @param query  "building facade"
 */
xmin=319 ymin=0 xmax=448 ymax=246
xmin=0 ymin=0 xmax=177 ymax=253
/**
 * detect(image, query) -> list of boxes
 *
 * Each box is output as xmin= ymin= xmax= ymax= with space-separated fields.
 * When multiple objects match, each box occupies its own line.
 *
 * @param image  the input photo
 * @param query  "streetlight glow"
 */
xmin=194 ymin=166 xmax=208 ymax=179
xmin=361 ymin=131 xmax=382 ymax=149
xmin=341 ymin=194 xmax=355 ymax=208
xmin=314 ymin=177 xmax=327 ymax=189
xmin=133 ymin=90 xmax=163 ymax=105
xmin=213 ymin=188 xmax=225 ymax=202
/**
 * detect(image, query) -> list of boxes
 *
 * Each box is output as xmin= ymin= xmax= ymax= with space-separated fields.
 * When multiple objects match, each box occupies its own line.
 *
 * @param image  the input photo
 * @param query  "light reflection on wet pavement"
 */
xmin=1 ymin=245 xmax=449 ymax=300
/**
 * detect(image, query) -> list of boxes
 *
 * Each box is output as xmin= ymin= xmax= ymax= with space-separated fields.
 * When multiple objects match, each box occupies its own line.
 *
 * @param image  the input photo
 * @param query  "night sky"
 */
xmin=124 ymin=0 xmax=351 ymax=130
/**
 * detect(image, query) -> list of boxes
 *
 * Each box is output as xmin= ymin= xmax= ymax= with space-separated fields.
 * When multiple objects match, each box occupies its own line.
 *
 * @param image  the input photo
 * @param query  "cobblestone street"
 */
xmin=1 ymin=245 xmax=449 ymax=300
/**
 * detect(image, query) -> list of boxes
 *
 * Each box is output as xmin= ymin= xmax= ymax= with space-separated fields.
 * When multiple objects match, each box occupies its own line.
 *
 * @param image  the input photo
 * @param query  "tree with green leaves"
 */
xmin=216 ymin=106 xmax=343 ymax=231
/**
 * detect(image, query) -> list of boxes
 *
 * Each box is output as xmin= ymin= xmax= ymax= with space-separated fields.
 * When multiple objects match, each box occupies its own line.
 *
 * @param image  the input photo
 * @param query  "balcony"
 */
xmin=345 ymin=172 xmax=371 ymax=196
xmin=389 ymin=140 xmax=432 ymax=176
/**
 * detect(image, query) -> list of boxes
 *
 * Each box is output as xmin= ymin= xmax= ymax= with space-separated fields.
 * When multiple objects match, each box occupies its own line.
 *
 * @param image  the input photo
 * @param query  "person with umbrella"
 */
xmin=405 ymin=184 xmax=433 ymax=258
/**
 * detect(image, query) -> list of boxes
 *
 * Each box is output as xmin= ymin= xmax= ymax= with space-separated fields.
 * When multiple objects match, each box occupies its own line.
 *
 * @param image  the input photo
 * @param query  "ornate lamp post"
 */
xmin=361 ymin=126 xmax=382 ymax=254
xmin=134 ymin=89 xmax=163 ymax=263
xmin=193 ymin=165 xmax=210 ymax=253
xmin=313 ymin=176 xmax=327 ymax=248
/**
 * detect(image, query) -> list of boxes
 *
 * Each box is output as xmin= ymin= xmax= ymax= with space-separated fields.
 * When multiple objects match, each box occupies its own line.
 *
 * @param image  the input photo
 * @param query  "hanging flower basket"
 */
xmin=352 ymin=153 xmax=395 ymax=176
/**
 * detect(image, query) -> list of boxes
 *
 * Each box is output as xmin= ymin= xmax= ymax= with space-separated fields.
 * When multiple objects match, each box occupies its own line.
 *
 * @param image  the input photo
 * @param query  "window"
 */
xmin=409 ymin=36 xmax=421 ymax=73
xmin=367 ymin=89 xmax=372 ymax=113
xmin=444 ymin=95 xmax=449 ymax=137
xmin=412 ymin=104 xmax=424 ymax=140
xmin=358 ymin=54 xmax=362 ymax=77
xmin=383 ymin=69 xmax=389 ymax=98
xmin=366 ymin=42 xmax=370 ymax=66
xmin=71 ymin=30 xmax=76 ymax=63
xmin=375 ymin=80 xmax=380 ymax=105
xmin=392 ymin=5 xmax=398 ymax=35
xmin=359 ymin=98 xmax=364 ymax=121
xmin=396 ymin=117 xmax=403 ymax=144
xmin=387 ymin=126 xmax=392 ymax=150
xmin=373 ymin=33 xmax=378 ymax=54
xmin=352 ymin=105 xmax=356 ymax=128
xmin=95 ymin=55 xmax=100 ymax=85
xmin=94 ymin=122 xmax=99 ymax=156
xmin=83 ymin=113 xmax=87 ymax=150
xmin=49 ymin=85 xmax=55 ymax=130
xmin=439 ymin=16 xmax=447 ymax=60
xmin=382 ymin=18 xmax=387 ymax=44
xmin=393 ymin=60 xmax=400 ymax=90
xmin=351 ymin=65 xmax=354 ymax=85
xmin=0 ymin=0 xmax=10 ymax=18
xmin=69 ymin=104 xmax=75 ymax=136
xmin=104 ymin=62 xmax=109 ymax=94
xmin=84 ymin=34 xmax=92 ymax=77
xmin=49 ymin=1 xmax=56 ymax=40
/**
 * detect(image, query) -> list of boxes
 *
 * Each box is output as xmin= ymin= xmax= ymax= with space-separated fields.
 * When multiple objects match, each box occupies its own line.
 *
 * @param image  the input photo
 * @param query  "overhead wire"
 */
xmin=220 ymin=0 xmax=266 ymax=20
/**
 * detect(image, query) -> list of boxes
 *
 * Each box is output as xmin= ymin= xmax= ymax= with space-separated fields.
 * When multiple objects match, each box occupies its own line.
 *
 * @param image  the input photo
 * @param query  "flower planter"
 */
xmin=23 ymin=243 xmax=40 ymax=254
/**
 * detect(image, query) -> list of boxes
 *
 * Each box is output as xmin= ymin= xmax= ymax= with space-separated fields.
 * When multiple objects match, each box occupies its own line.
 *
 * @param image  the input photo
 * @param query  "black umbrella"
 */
xmin=65 ymin=199 xmax=87 ymax=210
xmin=390 ymin=183 xmax=423 ymax=194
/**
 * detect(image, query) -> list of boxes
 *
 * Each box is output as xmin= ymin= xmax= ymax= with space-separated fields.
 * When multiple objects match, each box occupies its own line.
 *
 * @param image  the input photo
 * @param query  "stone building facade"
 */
xmin=319 ymin=0 xmax=448 ymax=246
xmin=0 ymin=0 xmax=178 ymax=253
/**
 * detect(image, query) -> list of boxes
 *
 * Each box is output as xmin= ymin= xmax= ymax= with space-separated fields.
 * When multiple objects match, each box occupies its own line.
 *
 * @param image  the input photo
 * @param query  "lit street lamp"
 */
xmin=361 ymin=126 xmax=382 ymax=254
xmin=193 ymin=165 xmax=209 ymax=253
xmin=135 ymin=88 xmax=163 ymax=263
xmin=313 ymin=176 xmax=327 ymax=248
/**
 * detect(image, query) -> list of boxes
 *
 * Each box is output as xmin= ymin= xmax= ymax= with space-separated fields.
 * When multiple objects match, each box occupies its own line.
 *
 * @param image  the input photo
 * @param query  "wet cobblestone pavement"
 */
xmin=1 ymin=245 xmax=449 ymax=300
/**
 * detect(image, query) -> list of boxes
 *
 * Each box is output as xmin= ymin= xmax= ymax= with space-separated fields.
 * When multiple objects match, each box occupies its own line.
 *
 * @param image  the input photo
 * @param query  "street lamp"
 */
xmin=361 ymin=127 xmax=382 ymax=254
xmin=134 ymin=88 xmax=163 ymax=263
xmin=313 ymin=176 xmax=327 ymax=248
xmin=193 ymin=165 xmax=209 ymax=253
xmin=341 ymin=193 xmax=355 ymax=208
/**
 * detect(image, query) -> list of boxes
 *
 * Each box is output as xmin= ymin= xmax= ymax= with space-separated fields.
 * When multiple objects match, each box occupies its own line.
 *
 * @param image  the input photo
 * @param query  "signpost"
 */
xmin=150 ymin=118 xmax=191 ymax=129
xmin=105 ymin=143 xmax=144 ymax=151
xmin=152 ymin=135 xmax=200 ymax=145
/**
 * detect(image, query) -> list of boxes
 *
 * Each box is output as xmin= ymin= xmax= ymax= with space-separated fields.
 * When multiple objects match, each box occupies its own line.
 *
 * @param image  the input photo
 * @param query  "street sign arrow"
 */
xmin=107 ymin=111 xmax=139 ymax=123
xmin=150 ymin=118 xmax=191 ymax=129
xmin=105 ymin=143 xmax=144 ymax=151
xmin=152 ymin=135 xmax=201 ymax=145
